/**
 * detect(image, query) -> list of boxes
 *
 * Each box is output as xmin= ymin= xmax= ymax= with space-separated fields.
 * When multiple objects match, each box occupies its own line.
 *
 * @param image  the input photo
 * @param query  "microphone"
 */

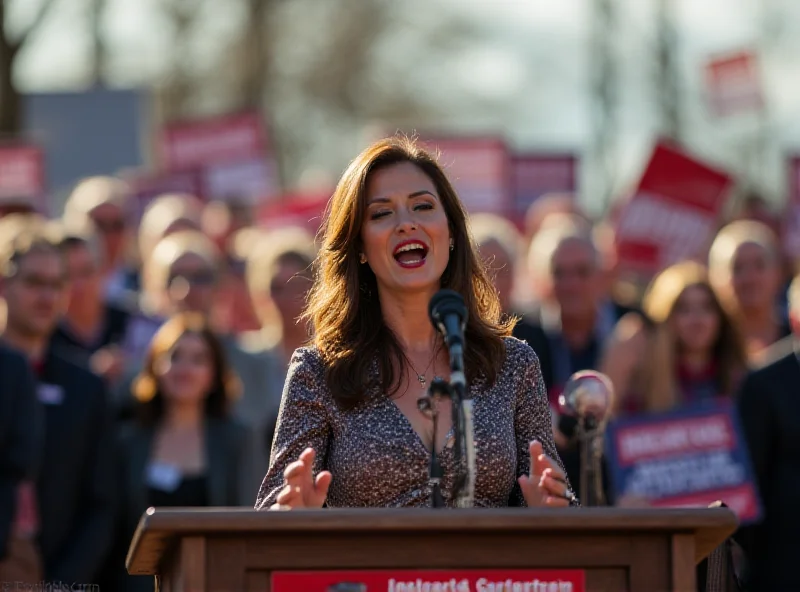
xmin=558 ymin=370 xmax=614 ymax=507
xmin=428 ymin=289 xmax=475 ymax=508
xmin=428 ymin=289 xmax=468 ymax=386
xmin=428 ymin=289 xmax=467 ymax=346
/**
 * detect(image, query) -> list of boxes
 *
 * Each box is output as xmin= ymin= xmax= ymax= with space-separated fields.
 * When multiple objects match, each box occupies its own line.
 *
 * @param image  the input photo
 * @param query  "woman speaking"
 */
xmin=255 ymin=136 xmax=575 ymax=510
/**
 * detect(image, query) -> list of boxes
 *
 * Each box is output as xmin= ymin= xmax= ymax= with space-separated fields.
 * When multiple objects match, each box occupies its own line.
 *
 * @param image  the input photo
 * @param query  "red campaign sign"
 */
xmin=0 ymin=144 xmax=45 ymax=200
xmin=613 ymin=141 xmax=732 ymax=277
xmin=201 ymin=157 xmax=280 ymax=205
xmin=121 ymin=168 xmax=203 ymax=221
xmin=705 ymin=50 xmax=763 ymax=117
xmin=421 ymin=136 xmax=511 ymax=215
xmin=271 ymin=570 xmax=585 ymax=592
xmin=510 ymin=154 xmax=578 ymax=217
xmin=257 ymin=191 xmax=331 ymax=233
xmin=160 ymin=111 xmax=269 ymax=172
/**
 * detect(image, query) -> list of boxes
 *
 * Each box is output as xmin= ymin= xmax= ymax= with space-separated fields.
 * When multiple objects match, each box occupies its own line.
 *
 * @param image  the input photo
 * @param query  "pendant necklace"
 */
xmin=403 ymin=341 xmax=442 ymax=391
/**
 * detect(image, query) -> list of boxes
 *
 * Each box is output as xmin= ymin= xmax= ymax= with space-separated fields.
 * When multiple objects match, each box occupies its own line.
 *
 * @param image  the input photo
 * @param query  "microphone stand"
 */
xmin=420 ymin=380 xmax=449 ymax=508
xmin=447 ymin=342 xmax=476 ymax=508
xmin=577 ymin=415 xmax=606 ymax=507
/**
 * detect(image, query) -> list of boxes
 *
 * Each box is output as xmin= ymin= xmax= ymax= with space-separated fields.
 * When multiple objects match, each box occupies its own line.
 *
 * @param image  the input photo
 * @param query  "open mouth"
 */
xmin=392 ymin=239 xmax=429 ymax=269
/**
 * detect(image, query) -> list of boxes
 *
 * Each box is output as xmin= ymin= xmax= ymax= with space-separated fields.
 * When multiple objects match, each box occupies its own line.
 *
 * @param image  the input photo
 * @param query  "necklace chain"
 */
xmin=401 ymin=339 xmax=442 ymax=389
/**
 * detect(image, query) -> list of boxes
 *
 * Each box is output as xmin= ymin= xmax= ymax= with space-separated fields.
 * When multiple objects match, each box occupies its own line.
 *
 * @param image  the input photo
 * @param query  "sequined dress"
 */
xmin=255 ymin=337 xmax=572 ymax=509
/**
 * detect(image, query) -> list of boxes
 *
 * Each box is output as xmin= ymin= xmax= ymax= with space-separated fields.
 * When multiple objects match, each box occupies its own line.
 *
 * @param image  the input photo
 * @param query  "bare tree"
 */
xmin=88 ymin=0 xmax=108 ymax=87
xmin=589 ymin=0 xmax=619 ymax=210
xmin=0 ymin=0 xmax=57 ymax=136
xmin=157 ymin=0 xmax=206 ymax=122
xmin=654 ymin=0 xmax=681 ymax=141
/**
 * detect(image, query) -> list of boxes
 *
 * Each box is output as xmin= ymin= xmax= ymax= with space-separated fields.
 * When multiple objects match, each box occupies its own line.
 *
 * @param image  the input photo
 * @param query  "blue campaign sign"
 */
xmin=605 ymin=399 xmax=762 ymax=524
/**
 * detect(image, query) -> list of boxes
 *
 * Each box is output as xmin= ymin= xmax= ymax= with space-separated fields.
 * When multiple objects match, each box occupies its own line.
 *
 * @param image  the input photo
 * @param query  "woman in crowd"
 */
xmin=708 ymin=220 xmax=789 ymax=363
xmin=110 ymin=313 xmax=248 ymax=591
xmin=239 ymin=225 xmax=316 ymax=471
xmin=255 ymin=135 xmax=574 ymax=510
xmin=137 ymin=193 xmax=203 ymax=269
xmin=122 ymin=229 xmax=277 ymax=501
xmin=244 ymin=225 xmax=317 ymax=369
xmin=600 ymin=261 xmax=748 ymax=416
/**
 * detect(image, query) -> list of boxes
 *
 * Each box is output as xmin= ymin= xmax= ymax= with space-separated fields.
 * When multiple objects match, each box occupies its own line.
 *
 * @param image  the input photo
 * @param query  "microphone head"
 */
xmin=558 ymin=370 xmax=614 ymax=426
xmin=428 ymin=289 xmax=468 ymax=329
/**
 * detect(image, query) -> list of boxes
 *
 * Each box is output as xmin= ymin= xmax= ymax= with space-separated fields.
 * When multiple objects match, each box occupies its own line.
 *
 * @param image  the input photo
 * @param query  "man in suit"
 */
xmin=736 ymin=272 xmax=800 ymax=591
xmin=0 ymin=226 xmax=115 ymax=586
xmin=0 ymin=343 xmax=42 ymax=582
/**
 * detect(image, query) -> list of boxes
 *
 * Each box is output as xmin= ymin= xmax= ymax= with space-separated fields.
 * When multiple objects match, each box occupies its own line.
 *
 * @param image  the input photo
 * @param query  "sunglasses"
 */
xmin=168 ymin=271 xmax=217 ymax=287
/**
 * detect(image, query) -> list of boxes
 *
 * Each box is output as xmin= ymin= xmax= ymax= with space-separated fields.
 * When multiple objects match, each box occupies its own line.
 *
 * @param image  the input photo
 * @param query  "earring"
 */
xmin=359 ymin=253 xmax=367 ymax=264
xmin=449 ymin=239 xmax=454 ymax=251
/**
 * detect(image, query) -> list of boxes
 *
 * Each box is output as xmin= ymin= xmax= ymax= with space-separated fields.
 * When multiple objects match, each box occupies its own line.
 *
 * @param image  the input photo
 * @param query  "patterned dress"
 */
xmin=255 ymin=336 xmax=574 ymax=509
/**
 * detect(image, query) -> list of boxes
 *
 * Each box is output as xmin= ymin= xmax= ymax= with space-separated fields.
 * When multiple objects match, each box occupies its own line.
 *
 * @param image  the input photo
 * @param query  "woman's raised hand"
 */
xmin=518 ymin=440 xmax=574 ymax=508
xmin=270 ymin=448 xmax=332 ymax=510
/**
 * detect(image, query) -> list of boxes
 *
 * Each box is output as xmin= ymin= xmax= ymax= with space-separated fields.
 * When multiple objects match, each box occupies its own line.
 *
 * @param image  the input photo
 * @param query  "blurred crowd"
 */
xmin=0 ymin=173 xmax=795 ymax=590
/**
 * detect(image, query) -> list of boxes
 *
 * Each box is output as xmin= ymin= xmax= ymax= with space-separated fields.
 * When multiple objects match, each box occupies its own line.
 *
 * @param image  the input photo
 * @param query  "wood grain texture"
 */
xmin=672 ymin=533 xmax=697 ymax=592
xmin=179 ymin=536 xmax=206 ymax=592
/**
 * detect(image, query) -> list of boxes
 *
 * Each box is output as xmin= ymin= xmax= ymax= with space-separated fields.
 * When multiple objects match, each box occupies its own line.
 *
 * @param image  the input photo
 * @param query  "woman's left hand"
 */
xmin=519 ymin=440 xmax=573 ymax=507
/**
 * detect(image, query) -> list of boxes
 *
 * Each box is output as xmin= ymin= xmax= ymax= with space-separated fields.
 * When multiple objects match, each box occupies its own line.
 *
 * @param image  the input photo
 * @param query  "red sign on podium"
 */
xmin=271 ymin=569 xmax=585 ymax=592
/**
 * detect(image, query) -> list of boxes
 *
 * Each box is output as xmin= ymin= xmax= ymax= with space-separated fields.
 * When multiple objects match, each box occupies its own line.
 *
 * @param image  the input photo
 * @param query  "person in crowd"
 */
xmin=736 ymin=272 xmax=800 ymax=591
xmin=469 ymin=213 xmax=523 ymax=315
xmin=243 ymin=226 xmax=316 ymax=454
xmin=523 ymin=193 xmax=589 ymax=244
xmin=592 ymin=221 xmax=640 ymax=320
xmin=517 ymin=220 xmax=610 ymax=405
xmin=108 ymin=313 xmax=249 ymax=591
xmin=137 ymin=193 xmax=203 ymax=272
xmin=0 ymin=343 xmax=41 ymax=584
xmin=122 ymin=229 xmax=272 ymax=502
xmin=208 ymin=214 xmax=261 ymax=335
xmin=63 ymin=176 xmax=136 ymax=303
xmin=255 ymin=135 xmax=574 ymax=511
xmin=201 ymin=199 xmax=254 ymax=254
xmin=0 ymin=225 xmax=114 ymax=586
xmin=708 ymin=220 xmax=789 ymax=362
xmin=48 ymin=227 xmax=130 ymax=385
xmin=512 ymin=219 xmax=612 ymax=494
xmin=601 ymin=261 xmax=748 ymax=416
xmin=469 ymin=213 xmax=546 ymax=352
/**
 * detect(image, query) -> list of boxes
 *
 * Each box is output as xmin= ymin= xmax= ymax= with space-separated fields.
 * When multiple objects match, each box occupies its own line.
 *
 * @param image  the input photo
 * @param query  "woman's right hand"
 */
xmin=270 ymin=448 xmax=332 ymax=510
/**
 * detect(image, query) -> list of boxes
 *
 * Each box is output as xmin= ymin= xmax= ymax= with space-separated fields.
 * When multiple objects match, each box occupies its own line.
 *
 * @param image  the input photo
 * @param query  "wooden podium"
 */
xmin=127 ymin=507 xmax=737 ymax=592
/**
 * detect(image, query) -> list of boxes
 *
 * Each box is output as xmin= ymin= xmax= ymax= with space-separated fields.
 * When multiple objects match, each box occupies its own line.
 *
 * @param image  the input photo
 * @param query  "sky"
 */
xmin=8 ymin=0 xmax=800 ymax=209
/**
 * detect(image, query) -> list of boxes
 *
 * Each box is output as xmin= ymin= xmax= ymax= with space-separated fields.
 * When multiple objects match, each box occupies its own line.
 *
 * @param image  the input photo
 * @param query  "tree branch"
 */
xmin=12 ymin=0 xmax=58 ymax=51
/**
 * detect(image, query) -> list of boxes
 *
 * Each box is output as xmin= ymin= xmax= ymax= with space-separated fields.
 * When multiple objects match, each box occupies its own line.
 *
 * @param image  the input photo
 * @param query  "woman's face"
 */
xmin=360 ymin=162 xmax=451 ymax=297
xmin=271 ymin=257 xmax=312 ymax=327
xmin=157 ymin=332 xmax=215 ymax=404
xmin=166 ymin=254 xmax=218 ymax=315
xmin=671 ymin=285 xmax=721 ymax=354
xmin=730 ymin=242 xmax=779 ymax=312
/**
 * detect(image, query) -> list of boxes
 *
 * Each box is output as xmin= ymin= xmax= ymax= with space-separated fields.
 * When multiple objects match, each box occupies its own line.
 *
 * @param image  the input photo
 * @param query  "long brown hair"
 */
xmin=640 ymin=261 xmax=747 ymax=413
xmin=131 ymin=312 xmax=241 ymax=426
xmin=306 ymin=135 xmax=514 ymax=410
